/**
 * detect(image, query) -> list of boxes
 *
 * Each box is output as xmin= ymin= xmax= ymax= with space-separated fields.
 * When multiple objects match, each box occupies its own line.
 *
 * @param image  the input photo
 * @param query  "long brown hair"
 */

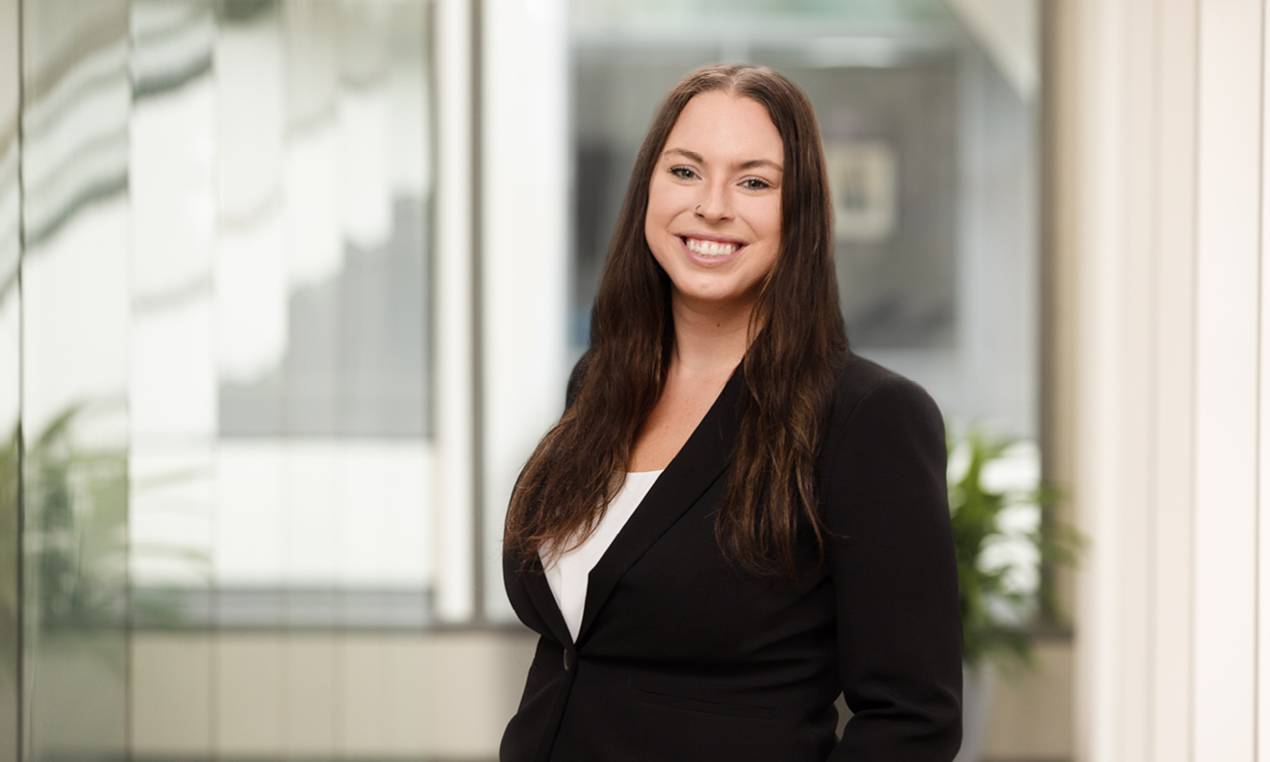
xmin=503 ymin=63 xmax=848 ymax=581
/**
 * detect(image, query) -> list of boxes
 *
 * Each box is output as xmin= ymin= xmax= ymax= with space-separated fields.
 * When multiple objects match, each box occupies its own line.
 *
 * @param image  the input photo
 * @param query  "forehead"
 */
xmin=664 ymin=91 xmax=783 ymax=162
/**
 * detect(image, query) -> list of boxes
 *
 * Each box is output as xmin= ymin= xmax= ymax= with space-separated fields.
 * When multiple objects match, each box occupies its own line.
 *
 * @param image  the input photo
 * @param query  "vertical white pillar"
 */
xmin=1193 ymin=2 xmax=1262 ymax=760
xmin=1053 ymin=0 xmax=1130 ymax=758
xmin=1152 ymin=1 xmax=1199 ymax=761
xmin=1259 ymin=0 xmax=1270 ymax=751
xmin=435 ymin=0 xmax=477 ymax=622
xmin=1049 ymin=0 xmax=1270 ymax=757
xmin=481 ymin=0 xmax=570 ymax=619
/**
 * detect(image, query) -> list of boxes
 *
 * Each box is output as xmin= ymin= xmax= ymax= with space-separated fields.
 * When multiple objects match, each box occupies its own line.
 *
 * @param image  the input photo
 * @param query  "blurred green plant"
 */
xmin=948 ymin=424 xmax=1087 ymax=675
xmin=0 ymin=425 xmax=16 ymax=674
xmin=24 ymin=402 xmax=130 ymax=630
xmin=0 ymin=399 xmax=214 ymax=683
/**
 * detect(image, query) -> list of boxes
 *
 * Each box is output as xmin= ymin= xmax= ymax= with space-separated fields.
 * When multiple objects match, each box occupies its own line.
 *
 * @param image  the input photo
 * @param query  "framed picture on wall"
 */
xmin=825 ymin=138 xmax=897 ymax=244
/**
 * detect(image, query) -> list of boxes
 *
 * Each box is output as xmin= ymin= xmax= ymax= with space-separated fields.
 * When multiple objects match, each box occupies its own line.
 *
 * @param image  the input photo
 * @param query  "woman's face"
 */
xmin=644 ymin=91 xmax=783 ymax=312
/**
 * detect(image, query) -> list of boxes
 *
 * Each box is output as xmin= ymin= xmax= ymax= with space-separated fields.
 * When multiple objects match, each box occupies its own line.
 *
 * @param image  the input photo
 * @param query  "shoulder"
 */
xmin=823 ymin=349 xmax=945 ymax=447
xmin=816 ymin=350 xmax=948 ymax=505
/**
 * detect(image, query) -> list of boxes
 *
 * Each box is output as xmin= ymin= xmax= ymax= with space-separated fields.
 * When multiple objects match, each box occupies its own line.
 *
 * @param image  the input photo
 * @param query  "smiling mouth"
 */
xmin=678 ymin=235 xmax=746 ymax=258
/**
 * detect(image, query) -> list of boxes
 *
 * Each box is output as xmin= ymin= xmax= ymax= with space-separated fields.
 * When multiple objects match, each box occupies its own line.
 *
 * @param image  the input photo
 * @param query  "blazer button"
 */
xmin=562 ymin=649 xmax=574 ymax=671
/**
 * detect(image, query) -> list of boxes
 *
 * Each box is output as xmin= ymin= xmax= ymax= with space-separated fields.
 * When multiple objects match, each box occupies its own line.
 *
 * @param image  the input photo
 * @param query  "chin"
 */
xmin=674 ymin=280 xmax=749 ymax=306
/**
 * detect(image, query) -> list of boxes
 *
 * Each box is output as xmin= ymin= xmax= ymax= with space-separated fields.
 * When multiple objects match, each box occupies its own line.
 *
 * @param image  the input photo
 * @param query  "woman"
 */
xmin=500 ymin=63 xmax=962 ymax=762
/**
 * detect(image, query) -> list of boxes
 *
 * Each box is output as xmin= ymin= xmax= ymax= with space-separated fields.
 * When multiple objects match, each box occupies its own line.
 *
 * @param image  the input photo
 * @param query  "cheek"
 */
xmin=742 ymin=199 xmax=781 ymax=246
xmin=643 ymin=201 xmax=669 ymax=250
xmin=746 ymin=204 xmax=781 ymax=273
xmin=646 ymin=177 xmax=687 ymax=221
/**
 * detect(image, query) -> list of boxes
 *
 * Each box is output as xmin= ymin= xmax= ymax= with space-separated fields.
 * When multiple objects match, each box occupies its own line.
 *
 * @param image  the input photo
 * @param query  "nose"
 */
xmin=694 ymin=179 xmax=732 ymax=222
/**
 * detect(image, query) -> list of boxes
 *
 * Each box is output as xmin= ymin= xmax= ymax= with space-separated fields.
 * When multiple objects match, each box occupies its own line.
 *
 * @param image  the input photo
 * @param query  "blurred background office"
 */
xmin=0 ymin=1 xmax=1259 ymax=761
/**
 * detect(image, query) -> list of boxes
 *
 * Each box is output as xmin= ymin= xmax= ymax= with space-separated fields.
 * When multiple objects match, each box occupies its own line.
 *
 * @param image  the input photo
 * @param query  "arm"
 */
xmin=824 ymin=376 xmax=963 ymax=761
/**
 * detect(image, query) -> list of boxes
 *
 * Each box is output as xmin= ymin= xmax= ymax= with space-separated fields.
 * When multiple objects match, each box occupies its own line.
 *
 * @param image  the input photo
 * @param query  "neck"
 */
xmin=667 ymin=291 xmax=759 ymax=379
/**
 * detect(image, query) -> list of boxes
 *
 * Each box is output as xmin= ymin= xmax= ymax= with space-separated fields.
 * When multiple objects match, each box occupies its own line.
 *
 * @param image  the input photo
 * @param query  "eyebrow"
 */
xmin=662 ymin=147 xmax=783 ymax=173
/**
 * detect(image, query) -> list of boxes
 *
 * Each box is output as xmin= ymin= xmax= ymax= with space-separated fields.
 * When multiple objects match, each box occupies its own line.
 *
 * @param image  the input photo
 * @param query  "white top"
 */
xmin=539 ymin=469 xmax=664 ymax=643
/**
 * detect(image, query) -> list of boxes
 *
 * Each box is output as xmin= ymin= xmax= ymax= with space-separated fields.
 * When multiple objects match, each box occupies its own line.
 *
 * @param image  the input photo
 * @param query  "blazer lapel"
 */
xmin=572 ymin=358 xmax=746 ymax=646
xmin=516 ymin=358 xmax=746 ymax=648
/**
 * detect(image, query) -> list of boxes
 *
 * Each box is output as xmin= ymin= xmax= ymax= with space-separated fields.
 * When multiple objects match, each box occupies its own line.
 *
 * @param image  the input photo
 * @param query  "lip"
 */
xmin=676 ymin=234 xmax=747 ymax=267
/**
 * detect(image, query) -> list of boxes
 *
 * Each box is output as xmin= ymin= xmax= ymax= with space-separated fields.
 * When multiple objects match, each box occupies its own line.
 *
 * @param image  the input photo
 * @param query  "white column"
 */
xmin=1152 ymin=1 xmax=1199 ymax=761
xmin=1193 ymin=1 xmax=1262 ymax=759
xmin=481 ymin=0 xmax=570 ymax=619
xmin=1051 ymin=1 xmax=1134 ymax=759
xmin=1259 ymin=0 xmax=1270 ymax=752
xmin=1050 ymin=1 xmax=1218 ymax=761
xmin=435 ymin=0 xmax=477 ymax=622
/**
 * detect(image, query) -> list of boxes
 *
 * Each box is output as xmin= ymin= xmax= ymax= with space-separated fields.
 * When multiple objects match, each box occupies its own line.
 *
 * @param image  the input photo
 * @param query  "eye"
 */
xmin=740 ymin=177 xmax=772 ymax=190
xmin=669 ymin=166 xmax=698 ymax=180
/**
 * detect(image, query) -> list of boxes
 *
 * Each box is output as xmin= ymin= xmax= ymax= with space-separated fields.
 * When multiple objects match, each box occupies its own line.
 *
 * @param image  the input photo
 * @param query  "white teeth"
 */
xmin=683 ymin=237 xmax=740 ymax=257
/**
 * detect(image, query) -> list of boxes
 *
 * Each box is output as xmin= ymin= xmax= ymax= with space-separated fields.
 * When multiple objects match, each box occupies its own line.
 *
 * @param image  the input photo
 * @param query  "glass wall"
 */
xmin=1 ymin=0 xmax=19 ymax=758
xmin=565 ymin=0 xmax=1045 ymax=615
xmin=19 ymin=0 xmax=133 ymax=759
xmin=569 ymin=0 xmax=1039 ymax=436
xmin=6 ymin=0 xmax=446 ymax=759
xmin=124 ymin=0 xmax=438 ymax=633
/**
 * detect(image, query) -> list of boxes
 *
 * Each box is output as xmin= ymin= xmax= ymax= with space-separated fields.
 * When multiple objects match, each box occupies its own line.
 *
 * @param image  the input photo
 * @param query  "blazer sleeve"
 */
xmin=823 ymin=375 xmax=963 ymax=762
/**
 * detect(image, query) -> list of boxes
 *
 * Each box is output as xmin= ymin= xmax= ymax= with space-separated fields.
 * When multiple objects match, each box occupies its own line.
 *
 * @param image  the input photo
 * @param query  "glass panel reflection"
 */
xmin=11 ymin=0 xmax=439 ymax=758
xmin=120 ymin=0 xmax=436 ymax=632
xmin=0 ymin=0 xmax=20 ymax=758
xmin=567 ymin=0 xmax=1040 ymax=489
xmin=20 ymin=1 xmax=132 ymax=760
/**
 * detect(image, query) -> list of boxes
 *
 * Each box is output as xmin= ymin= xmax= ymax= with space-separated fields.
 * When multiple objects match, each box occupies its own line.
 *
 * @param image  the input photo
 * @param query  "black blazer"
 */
xmin=500 ymin=348 xmax=963 ymax=762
